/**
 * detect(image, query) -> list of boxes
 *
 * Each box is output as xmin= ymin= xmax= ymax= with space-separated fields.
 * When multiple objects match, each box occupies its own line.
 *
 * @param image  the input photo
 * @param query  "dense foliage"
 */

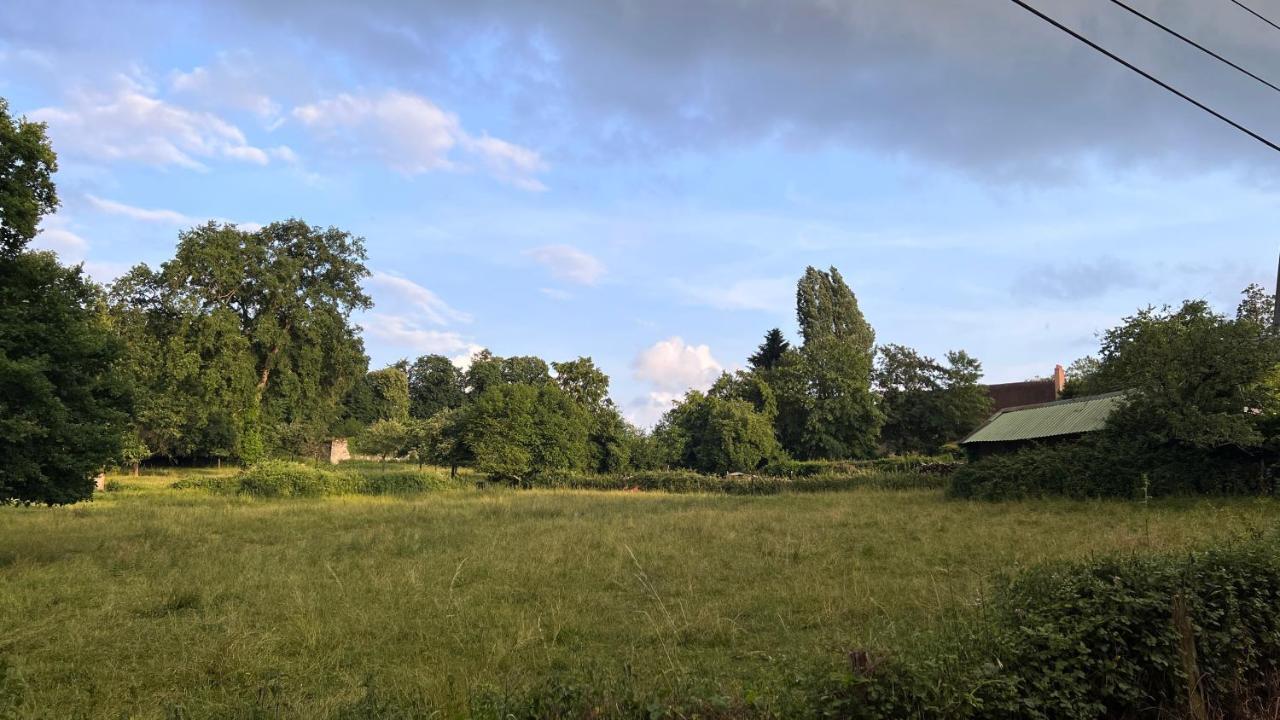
xmin=962 ymin=294 xmax=1280 ymax=499
xmin=652 ymin=390 xmax=783 ymax=474
xmin=875 ymin=345 xmax=991 ymax=454
xmin=810 ymin=532 xmax=1280 ymax=719
xmin=950 ymin=434 xmax=1270 ymax=500
xmin=0 ymin=253 xmax=129 ymax=504
xmin=0 ymin=102 xmax=129 ymax=504
xmin=109 ymin=221 xmax=372 ymax=462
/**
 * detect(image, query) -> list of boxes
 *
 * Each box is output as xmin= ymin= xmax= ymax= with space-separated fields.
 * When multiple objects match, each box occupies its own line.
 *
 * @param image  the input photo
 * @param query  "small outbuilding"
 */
xmin=322 ymin=438 xmax=351 ymax=465
xmin=960 ymin=391 xmax=1125 ymax=459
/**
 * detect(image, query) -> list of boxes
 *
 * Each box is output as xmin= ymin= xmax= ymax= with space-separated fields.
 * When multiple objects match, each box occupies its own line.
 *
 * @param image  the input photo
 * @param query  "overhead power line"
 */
xmin=1107 ymin=0 xmax=1280 ymax=95
xmin=1228 ymin=0 xmax=1280 ymax=33
xmin=1006 ymin=0 xmax=1280 ymax=155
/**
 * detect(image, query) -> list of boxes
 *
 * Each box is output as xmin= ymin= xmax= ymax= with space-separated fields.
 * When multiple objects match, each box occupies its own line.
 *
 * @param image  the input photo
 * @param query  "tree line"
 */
xmin=0 ymin=97 xmax=992 ymax=504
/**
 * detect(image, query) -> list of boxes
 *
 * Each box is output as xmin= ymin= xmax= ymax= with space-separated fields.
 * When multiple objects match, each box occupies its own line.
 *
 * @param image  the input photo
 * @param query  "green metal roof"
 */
xmin=961 ymin=391 xmax=1126 ymax=445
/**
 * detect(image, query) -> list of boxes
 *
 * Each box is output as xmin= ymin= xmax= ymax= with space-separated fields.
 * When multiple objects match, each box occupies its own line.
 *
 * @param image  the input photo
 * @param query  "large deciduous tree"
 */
xmin=874 ymin=345 xmax=991 ymax=454
xmin=653 ymin=391 xmax=783 ymax=474
xmin=0 ymin=100 xmax=129 ymax=503
xmin=0 ymin=98 xmax=58 ymax=257
xmin=110 ymin=220 xmax=372 ymax=461
xmin=464 ymin=382 xmax=591 ymax=481
xmin=1089 ymin=300 xmax=1279 ymax=451
xmin=408 ymin=354 xmax=464 ymax=419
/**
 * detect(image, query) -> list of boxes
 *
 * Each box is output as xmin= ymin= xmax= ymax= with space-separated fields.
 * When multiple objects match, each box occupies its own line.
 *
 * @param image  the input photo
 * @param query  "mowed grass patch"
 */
xmin=1 ymin=484 xmax=1278 ymax=718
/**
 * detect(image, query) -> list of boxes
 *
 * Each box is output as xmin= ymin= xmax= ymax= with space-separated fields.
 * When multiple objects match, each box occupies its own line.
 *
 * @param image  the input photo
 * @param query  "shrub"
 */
xmin=950 ymin=436 xmax=1271 ymax=500
xmin=170 ymin=474 xmax=239 ymax=494
xmin=810 ymin=532 xmax=1280 ymax=719
xmin=355 ymin=468 xmax=455 ymax=495
xmin=513 ymin=469 xmax=945 ymax=495
xmin=235 ymin=461 xmax=339 ymax=498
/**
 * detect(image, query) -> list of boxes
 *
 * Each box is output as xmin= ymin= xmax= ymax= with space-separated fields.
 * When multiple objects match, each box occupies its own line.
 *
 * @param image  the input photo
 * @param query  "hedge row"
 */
xmin=809 ymin=531 xmax=1280 ymax=719
xmin=950 ymin=436 xmax=1272 ymax=500
xmin=502 ymin=468 xmax=945 ymax=495
xmin=761 ymin=454 xmax=960 ymax=477
xmin=171 ymin=461 xmax=458 ymax=498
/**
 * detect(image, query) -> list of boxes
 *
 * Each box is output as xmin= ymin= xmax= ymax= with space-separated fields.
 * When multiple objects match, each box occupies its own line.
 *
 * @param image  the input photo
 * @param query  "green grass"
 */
xmin=2 ymin=470 xmax=1278 ymax=718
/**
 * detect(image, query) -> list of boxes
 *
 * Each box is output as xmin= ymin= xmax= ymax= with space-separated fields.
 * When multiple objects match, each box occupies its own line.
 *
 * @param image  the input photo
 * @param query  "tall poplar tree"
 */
xmin=775 ymin=266 xmax=883 ymax=459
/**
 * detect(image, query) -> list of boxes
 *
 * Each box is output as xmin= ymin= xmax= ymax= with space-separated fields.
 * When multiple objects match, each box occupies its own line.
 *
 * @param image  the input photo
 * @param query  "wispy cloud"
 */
xmin=29 ymin=76 xmax=292 ymax=171
xmin=292 ymin=90 xmax=547 ymax=190
xmin=679 ymin=276 xmax=793 ymax=312
xmin=362 ymin=313 xmax=482 ymax=367
xmin=87 ymin=195 xmax=195 ymax=225
xmin=526 ymin=244 xmax=605 ymax=285
xmin=367 ymin=271 xmax=472 ymax=326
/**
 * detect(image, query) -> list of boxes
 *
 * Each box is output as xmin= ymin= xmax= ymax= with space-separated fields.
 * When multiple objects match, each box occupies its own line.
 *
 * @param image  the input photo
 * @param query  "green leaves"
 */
xmin=0 ymin=98 xmax=58 ymax=257
xmin=0 ymin=253 xmax=128 ymax=504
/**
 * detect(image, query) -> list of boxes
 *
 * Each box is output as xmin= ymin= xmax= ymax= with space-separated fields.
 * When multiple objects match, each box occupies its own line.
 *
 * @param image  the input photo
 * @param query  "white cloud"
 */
xmin=366 ymin=271 xmax=472 ymax=326
xmin=681 ymin=276 xmax=793 ymax=312
xmin=87 ymin=195 xmax=195 ymax=225
xmin=29 ymin=79 xmax=285 ymax=171
xmin=625 ymin=391 xmax=683 ymax=428
xmin=465 ymin=134 xmax=549 ymax=192
xmin=526 ymin=244 xmax=605 ymax=285
xmin=31 ymin=217 xmax=89 ymax=261
xmin=539 ymin=287 xmax=573 ymax=301
xmin=363 ymin=313 xmax=483 ymax=367
xmin=85 ymin=194 xmax=262 ymax=230
xmin=633 ymin=336 xmax=723 ymax=393
xmin=291 ymin=90 xmax=547 ymax=189
xmin=169 ymin=52 xmax=282 ymax=124
xmin=30 ymin=216 xmax=129 ymax=283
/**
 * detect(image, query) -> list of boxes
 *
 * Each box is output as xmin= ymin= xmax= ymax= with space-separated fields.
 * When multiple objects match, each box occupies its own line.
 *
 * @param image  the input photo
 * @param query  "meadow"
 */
xmin=2 ymin=468 xmax=1279 ymax=718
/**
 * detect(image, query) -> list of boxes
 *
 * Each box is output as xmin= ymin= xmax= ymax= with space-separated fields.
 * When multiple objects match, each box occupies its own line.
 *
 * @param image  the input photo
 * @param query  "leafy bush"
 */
xmin=810 ymin=531 xmax=1280 ymax=719
xmin=354 ymin=468 xmax=456 ymax=495
xmin=763 ymin=455 xmax=959 ymax=477
xmin=171 ymin=462 xmax=461 ymax=497
xmin=950 ymin=436 xmax=1271 ymax=500
xmin=169 ymin=474 xmax=240 ymax=494
xmin=236 ymin=460 xmax=339 ymax=498
xmin=515 ymin=469 xmax=944 ymax=495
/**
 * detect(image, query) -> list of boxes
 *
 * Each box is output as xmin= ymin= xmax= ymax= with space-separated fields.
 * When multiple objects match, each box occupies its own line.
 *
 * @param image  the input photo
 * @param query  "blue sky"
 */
xmin=3 ymin=0 xmax=1277 ymax=425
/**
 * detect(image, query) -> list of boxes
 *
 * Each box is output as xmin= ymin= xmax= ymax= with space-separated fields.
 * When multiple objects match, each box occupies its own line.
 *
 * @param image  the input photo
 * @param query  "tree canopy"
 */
xmin=0 ymin=104 xmax=129 ymax=504
xmin=748 ymin=328 xmax=790 ymax=371
xmin=0 ymin=99 xmax=58 ymax=257
xmin=875 ymin=345 xmax=991 ymax=454
xmin=109 ymin=220 xmax=372 ymax=461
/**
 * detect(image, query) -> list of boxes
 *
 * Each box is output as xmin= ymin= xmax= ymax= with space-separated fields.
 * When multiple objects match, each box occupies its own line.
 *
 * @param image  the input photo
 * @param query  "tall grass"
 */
xmin=1 ymin=476 xmax=1277 ymax=717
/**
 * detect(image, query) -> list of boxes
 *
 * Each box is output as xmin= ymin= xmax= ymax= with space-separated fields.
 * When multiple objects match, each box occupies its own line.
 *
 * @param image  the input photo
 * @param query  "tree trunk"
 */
xmin=256 ymin=343 xmax=283 ymax=394
xmin=131 ymin=462 xmax=140 ymax=477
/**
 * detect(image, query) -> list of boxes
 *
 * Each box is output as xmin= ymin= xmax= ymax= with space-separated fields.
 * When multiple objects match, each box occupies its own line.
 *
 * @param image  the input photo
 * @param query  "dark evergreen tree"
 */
xmin=748 ymin=328 xmax=790 ymax=371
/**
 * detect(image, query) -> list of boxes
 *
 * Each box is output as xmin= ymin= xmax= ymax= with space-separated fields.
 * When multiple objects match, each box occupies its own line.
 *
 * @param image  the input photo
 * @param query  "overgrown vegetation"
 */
xmin=808 ymin=531 xmax=1280 ymax=720
xmin=4 ymin=473 xmax=1279 ymax=717
xmin=959 ymin=296 xmax=1280 ymax=500
xmin=171 ymin=460 xmax=462 ymax=497
xmin=0 ymin=99 xmax=129 ymax=506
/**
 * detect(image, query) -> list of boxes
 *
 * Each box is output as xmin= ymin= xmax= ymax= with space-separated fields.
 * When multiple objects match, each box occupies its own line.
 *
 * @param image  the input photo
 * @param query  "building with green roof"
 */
xmin=960 ymin=391 xmax=1126 ymax=458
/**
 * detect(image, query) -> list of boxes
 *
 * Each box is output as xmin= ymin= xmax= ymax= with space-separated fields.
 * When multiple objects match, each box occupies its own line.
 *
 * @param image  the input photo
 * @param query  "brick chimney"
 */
xmin=1053 ymin=364 xmax=1066 ymax=397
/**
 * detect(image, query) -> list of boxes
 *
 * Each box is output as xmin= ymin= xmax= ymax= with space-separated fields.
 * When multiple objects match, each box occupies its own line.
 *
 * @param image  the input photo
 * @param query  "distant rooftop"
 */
xmin=961 ymin=391 xmax=1126 ymax=445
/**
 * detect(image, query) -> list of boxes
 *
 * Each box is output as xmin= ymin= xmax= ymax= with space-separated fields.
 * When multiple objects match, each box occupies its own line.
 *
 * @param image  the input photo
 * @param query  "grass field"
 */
xmin=3 ymin=468 xmax=1279 ymax=718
